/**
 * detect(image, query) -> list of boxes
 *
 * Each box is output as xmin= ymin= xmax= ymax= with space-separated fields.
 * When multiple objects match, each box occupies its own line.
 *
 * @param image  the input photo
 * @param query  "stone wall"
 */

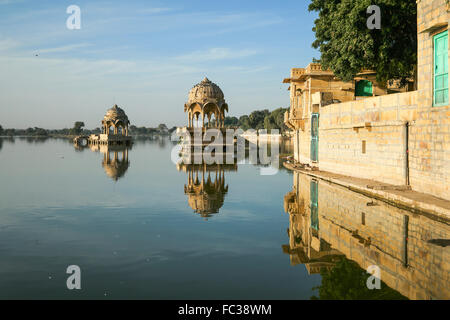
xmin=413 ymin=0 xmax=450 ymax=199
xmin=285 ymin=172 xmax=450 ymax=299
xmin=289 ymin=0 xmax=449 ymax=200
xmin=317 ymin=92 xmax=417 ymax=186
xmin=293 ymin=87 xmax=449 ymax=200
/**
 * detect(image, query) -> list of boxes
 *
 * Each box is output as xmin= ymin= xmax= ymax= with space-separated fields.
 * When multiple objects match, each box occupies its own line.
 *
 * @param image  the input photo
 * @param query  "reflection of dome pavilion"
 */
xmin=178 ymin=163 xmax=237 ymax=219
xmin=184 ymin=77 xmax=229 ymax=128
xmin=100 ymin=145 xmax=130 ymax=181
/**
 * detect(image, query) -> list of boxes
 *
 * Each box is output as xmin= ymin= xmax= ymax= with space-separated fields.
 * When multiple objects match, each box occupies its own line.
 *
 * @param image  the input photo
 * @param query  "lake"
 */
xmin=0 ymin=137 xmax=448 ymax=299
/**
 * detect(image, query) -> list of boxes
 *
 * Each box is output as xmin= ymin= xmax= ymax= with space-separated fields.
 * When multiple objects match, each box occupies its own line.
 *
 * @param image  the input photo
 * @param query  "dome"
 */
xmin=102 ymin=159 xmax=129 ymax=181
xmin=187 ymin=77 xmax=225 ymax=105
xmin=185 ymin=180 xmax=228 ymax=218
xmin=103 ymin=104 xmax=130 ymax=125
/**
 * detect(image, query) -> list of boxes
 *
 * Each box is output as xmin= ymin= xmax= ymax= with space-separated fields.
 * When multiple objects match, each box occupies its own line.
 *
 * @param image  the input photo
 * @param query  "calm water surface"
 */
xmin=0 ymin=137 xmax=447 ymax=299
xmin=0 ymin=137 xmax=317 ymax=299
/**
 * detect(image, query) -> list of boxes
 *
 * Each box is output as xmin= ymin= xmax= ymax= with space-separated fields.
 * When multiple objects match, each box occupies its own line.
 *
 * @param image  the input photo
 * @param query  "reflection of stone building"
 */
xmin=283 ymin=184 xmax=344 ymax=274
xmin=76 ymin=142 xmax=131 ymax=181
xmin=283 ymin=171 xmax=450 ymax=299
xmin=177 ymin=162 xmax=237 ymax=218
xmin=100 ymin=145 xmax=130 ymax=181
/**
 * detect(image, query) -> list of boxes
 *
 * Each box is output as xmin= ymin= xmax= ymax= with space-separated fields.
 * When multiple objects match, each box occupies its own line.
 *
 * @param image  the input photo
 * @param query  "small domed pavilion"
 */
xmin=102 ymin=104 xmax=130 ymax=136
xmin=81 ymin=104 xmax=132 ymax=146
xmin=184 ymin=77 xmax=228 ymax=128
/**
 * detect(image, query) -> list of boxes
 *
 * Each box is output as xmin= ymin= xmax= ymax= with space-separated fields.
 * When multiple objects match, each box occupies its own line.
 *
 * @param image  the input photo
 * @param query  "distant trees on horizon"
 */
xmin=0 ymin=122 xmax=177 ymax=137
xmin=224 ymin=107 xmax=289 ymax=133
xmin=0 ymin=108 xmax=289 ymax=137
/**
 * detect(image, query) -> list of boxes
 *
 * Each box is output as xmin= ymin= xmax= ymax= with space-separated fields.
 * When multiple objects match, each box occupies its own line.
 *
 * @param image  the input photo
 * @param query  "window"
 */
xmin=355 ymin=80 xmax=373 ymax=96
xmin=434 ymin=30 xmax=448 ymax=106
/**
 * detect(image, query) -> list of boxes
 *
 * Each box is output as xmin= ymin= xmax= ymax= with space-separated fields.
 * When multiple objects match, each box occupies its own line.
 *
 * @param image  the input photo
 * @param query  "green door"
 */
xmin=310 ymin=113 xmax=319 ymax=162
xmin=434 ymin=30 xmax=448 ymax=106
xmin=355 ymin=80 xmax=373 ymax=96
xmin=310 ymin=180 xmax=319 ymax=231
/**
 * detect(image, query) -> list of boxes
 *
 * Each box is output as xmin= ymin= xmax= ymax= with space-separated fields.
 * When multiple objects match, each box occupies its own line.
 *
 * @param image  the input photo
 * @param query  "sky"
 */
xmin=0 ymin=0 xmax=318 ymax=129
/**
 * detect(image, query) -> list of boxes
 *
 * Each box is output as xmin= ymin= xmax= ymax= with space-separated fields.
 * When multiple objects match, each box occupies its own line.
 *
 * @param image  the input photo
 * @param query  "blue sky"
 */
xmin=0 ymin=0 xmax=318 ymax=129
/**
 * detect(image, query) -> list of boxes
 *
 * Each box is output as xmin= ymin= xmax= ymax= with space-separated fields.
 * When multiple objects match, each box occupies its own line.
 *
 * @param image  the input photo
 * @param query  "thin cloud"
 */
xmin=140 ymin=8 xmax=172 ymax=14
xmin=0 ymin=38 xmax=20 ymax=51
xmin=175 ymin=48 xmax=259 ymax=62
xmin=0 ymin=0 xmax=25 ymax=4
xmin=38 ymin=43 xmax=92 ymax=54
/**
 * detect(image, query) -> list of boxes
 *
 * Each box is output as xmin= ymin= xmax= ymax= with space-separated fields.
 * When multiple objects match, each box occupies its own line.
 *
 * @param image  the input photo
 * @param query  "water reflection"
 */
xmin=100 ymin=146 xmax=130 ymax=181
xmin=284 ymin=171 xmax=450 ymax=300
xmin=74 ymin=142 xmax=132 ymax=181
xmin=177 ymin=161 xmax=237 ymax=219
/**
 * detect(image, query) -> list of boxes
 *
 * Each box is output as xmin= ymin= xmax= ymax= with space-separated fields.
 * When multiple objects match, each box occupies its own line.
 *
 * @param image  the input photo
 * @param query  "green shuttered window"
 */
xmin=434 ymin=30 xmax=448 ymax=106
xmin=355 ymin=80 xmax=373 ymax=97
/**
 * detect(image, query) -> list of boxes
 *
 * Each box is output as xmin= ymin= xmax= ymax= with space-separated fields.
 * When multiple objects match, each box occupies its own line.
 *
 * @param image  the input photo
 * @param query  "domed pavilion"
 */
xmin=102 ymin=104 xmax=130 ymax=136
xmin=184 ymin=77 xmax=228 ymax=128
xmin=80 ymin=104 xmax=132 ymax=146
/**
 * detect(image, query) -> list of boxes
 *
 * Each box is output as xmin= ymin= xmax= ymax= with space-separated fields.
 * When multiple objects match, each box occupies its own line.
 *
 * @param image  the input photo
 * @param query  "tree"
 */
xmin=70 ymin=121 xmax=85 ymax=135
xmin=33 ymin=127 xmax=48 ymax=136
xmin=224 ymin=116 xmax=239 ymax=127
xmin=238 ymin=115 xmax=251 ymax=130
xmin=249 ymin=110 xmax=269 ymax=129
xmin=0 ymin=124 xmax=3 ymax=136
xmin=309 ymin=0 xmax=417 ymax=85
xmin=158 ymin=123 xmax=168 ymax=133
xmin=129 ymin=125 xmax=138 ymax=134
xmin=311 ymin=257 xmax=408 ymax=300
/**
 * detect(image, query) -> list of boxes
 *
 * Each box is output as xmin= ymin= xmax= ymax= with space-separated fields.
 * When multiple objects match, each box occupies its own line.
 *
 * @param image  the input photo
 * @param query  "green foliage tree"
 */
xmin=263 ymin=107 xmax=288 ymax=133
xmin=238 ymin=115 xmax=251 ymax=130
xmin=224 ymin=116 xmax=239 ymax=127
xmin=158 ymin=123 xmax=168 ymax=132
xmin=309 ymin=0 xmax=417 ymax=85
xmin=0 ymin=124 xmax=3 ymax=136
xmin=249 ymin=110 xmax=269 ymax=129
xmin=311 ymin=257 xmax=408 ymax=300
xmin=70 ymin=121 xmax=85 ymax=135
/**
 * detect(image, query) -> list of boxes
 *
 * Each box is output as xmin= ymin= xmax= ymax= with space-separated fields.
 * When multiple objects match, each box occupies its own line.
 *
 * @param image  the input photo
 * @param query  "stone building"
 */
xmin=284 ymin=0 xmax=449 ymax=200
xmin=74 ymin=104 xmax=133 ymax=146
xmin=184 ymin=77 xmax=229 ymax=128
xmin=178 ymin=78 xmax=233 ymax=156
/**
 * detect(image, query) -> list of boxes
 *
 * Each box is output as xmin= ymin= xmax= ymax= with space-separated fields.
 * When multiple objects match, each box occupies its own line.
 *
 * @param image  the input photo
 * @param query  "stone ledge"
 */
xmin=283 ymin=162 xmax=450 ymax=222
